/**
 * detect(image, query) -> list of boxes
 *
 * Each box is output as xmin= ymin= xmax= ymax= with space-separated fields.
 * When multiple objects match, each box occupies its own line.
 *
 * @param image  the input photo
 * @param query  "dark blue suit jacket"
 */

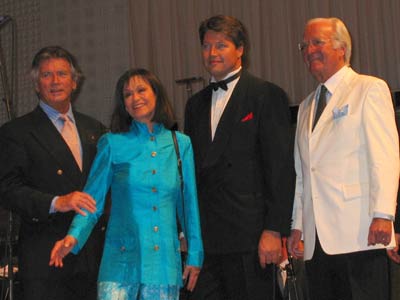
xmin=0 ymin=106 xmax=106 ymax=280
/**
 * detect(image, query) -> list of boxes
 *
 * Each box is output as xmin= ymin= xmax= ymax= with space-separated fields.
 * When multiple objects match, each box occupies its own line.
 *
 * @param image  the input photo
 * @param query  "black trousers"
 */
xmin=305 ymin=236 xmax=389 ymax=300
xmin=21 ymin=273 xmax=97 ymax=300
xmin=190 ymin=251 xmax=278 ymax=300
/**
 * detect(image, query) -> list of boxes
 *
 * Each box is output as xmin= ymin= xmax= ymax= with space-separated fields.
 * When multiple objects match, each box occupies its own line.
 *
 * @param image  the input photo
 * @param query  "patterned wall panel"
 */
xmin=0 ymin=0 xmax=41 ymax=126
xmin=0 ymin=0 xmax=130 ymax=127
xmin=39 ymin=0 xmax=130 ymax=127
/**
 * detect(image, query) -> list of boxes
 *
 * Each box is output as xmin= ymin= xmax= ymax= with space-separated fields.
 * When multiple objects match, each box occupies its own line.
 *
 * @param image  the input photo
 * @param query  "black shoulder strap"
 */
xmin=171 ymin=131 xmax=186 ymax=236
xmin=172 ymin=130 xmax=183 ymax=188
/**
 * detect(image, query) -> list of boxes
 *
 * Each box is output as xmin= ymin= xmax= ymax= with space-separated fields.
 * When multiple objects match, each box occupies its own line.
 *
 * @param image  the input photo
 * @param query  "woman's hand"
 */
xmin=182 ymin=265 xmax=201 ymax=292
xmin=49 ymin=235 xmax=77 ymax=267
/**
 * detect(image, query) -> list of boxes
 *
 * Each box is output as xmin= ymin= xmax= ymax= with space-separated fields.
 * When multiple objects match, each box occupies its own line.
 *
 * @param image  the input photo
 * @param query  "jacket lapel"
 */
xmin=75 ymin=112 xmax=98 ymax=177
xmin=202 ymin=71 xmax=249 ymax=169
xmin=30 ymin=107 xmax=83 ymax=186
xmin=303 ymin=92 xmax=315 ymax=135
xmin=199 ymin=87 xmax=213 ymax=147
xmin=312 ymin=68 xmax=357 ymax=133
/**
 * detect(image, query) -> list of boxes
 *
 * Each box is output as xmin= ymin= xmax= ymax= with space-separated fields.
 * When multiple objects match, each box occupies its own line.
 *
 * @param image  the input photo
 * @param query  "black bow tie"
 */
xmin=209 ymin=71 xmax=241 ymax=91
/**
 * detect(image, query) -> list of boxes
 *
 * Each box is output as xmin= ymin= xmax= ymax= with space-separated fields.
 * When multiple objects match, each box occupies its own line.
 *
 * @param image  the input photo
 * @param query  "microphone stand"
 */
xmin=175 ymin=76 xmax=204 ymax=99
xmin=285 ymin=255 xmax=299 ymax=300
xmin=0 ymin=17 xmax=16 ymax=300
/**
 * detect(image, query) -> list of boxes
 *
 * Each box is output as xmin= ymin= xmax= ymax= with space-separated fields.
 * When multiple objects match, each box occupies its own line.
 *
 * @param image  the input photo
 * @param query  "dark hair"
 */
xmin=31 ymin=46 xmax=83 ymax=85
xmin=110 ymin=68 xmax=176 ymax=133
xmin=199 ymin=15 xmax=250 ymax=68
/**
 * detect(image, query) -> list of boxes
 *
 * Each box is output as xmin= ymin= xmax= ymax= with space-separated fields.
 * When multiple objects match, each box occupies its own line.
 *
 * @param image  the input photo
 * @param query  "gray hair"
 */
xmin=307 ymin=17 xmax=352 ymax=65
xmin=30 ymin=46 xmax=83 ymax=85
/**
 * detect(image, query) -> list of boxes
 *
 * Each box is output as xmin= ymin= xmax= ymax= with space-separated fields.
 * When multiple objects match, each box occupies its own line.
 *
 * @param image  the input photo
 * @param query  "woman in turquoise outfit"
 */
xmin=50 ymin=68 xmax=204 ymax=300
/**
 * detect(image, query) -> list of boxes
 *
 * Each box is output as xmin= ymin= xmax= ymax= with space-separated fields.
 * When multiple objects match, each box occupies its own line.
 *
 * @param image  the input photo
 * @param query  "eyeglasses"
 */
xmin=298 ymin=39 xmax=328 ymax=52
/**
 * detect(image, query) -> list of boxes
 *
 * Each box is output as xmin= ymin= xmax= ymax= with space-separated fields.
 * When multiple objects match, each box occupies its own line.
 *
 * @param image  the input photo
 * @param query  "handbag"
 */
xmin=171 ymin=131 xmax=191 ymax=299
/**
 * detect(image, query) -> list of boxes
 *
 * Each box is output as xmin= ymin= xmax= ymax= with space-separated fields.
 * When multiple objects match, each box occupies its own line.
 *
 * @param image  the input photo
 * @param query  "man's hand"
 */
xmin=387 ymin=233 xmax=400 ymax=263
xmin=368 ymin=218 xmax=392 ymax=246
xmin=49 ymin=235 xmax=77 ymax=267
xmin=258 ymin=230 xmax=281 ymax=267
xmin=54 ymin=191 xmax=96 ymax=216
xmin=287 ymin=229 xmax=304 ymax=259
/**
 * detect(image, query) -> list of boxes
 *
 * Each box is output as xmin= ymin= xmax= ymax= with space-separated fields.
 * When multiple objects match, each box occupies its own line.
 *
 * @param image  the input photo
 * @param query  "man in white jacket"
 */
xmin=288 ymin=17 xmax=399 ymax=300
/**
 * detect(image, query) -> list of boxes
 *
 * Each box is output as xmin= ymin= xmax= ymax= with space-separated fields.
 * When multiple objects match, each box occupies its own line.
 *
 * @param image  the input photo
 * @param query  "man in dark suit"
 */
xmin=387 ymin=108 xmax=400 ymax=300
xmin=0 ymin=46 xmax=106 ymax=300
xmin=184 ymin=15 xmax=294 ymax=300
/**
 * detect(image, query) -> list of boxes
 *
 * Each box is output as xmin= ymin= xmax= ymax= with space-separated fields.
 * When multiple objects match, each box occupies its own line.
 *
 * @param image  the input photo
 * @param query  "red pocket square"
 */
xmin=241 ymin=112 xmax=253 ymax=122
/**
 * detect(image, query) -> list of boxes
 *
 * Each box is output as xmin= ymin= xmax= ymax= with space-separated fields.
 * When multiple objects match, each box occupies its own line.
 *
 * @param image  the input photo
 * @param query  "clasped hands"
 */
xmin=258 ymin=230 xmax=285 ymax=267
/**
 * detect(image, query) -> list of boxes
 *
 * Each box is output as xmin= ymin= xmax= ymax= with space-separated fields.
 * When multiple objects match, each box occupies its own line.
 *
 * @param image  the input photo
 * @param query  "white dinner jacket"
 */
xmin=292 ymin=67 xmax=399 ymax=260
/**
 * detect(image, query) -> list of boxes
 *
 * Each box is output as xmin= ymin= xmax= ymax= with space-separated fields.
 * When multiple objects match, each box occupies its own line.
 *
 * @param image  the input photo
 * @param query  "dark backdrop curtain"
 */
xmin=128 ymin=0 xmax=400 ymax=128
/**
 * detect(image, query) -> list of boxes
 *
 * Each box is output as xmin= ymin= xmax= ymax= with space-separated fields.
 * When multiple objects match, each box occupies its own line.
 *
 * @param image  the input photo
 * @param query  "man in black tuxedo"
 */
xmin=184 ymin=15 xmax=294 ymax=300
xmin=387 ymin=108 xmax=400 ymax=300
xmin=0 ymin=46 xmax=106 ymax=300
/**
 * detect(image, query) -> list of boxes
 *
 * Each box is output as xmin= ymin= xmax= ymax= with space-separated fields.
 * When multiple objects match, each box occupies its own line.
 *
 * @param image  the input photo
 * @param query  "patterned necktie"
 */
xmin=312 ymin=85 xmax=327 ymax=131
xmin=209 ymin=70 xmax=241 ymax=91
xmin=60 ymin=114 xmax=82 ymax=170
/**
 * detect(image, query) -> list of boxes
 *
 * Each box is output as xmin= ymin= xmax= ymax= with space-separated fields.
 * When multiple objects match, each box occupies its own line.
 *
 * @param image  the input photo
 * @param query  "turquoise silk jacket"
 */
xmin=68 ymin=121 xmax=203 ymax=286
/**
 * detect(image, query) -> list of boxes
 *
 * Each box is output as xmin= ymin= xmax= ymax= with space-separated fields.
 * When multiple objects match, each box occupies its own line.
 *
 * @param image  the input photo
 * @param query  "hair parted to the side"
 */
xmin=110 ymin=68 xmax=176 ymax=133
xmin=199 ymin=15 xmax=250 ymax=69
xmin=31 ymin=46 xmax=83 ymax=85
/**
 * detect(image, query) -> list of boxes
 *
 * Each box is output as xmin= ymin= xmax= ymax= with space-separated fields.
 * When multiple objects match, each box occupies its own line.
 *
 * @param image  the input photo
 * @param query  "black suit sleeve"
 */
xmin=0 ymin=124 xmax=54 ymax=221
xmin=0 ymin=111 xmax=106 ymax=223
xmin=184 ymin=97 xmax=193 ymax=137
xmin=258 ymin=83 xmax=295 ymax=236
xmin=395 ymin=112 xmax=400 ymax=233
xmin=395 ymin=188 xmax=400 ymax=233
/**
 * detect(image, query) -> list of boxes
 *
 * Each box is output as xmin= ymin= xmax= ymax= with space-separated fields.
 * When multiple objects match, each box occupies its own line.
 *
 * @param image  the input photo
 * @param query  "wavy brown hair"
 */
xmin=199 ymin=15 xmax=250 ymax=69
xmin=110 ymin=68 xmax=176 ymax=133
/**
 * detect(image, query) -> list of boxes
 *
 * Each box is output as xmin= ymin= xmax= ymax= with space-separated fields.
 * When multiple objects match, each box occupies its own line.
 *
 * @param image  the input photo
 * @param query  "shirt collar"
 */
xmin=322 ymin=65 xmax=349 ymax=95
xmin=210 ymin=66 xmax=242 ymax=83
xmin=39 ymin=100 xmax=75 ymax=124
xmin=130 ymin=120 xmax=163 ymax=135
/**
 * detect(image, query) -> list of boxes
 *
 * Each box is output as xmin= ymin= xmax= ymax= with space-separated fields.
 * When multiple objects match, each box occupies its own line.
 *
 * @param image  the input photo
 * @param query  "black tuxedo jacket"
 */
xmin=395 ymin=112 xmax=400 ymax=233
xmin=0 ymin=106 xmax=106 ymax=280
xmin=184 ymin=70 xmax=295 ymax=253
